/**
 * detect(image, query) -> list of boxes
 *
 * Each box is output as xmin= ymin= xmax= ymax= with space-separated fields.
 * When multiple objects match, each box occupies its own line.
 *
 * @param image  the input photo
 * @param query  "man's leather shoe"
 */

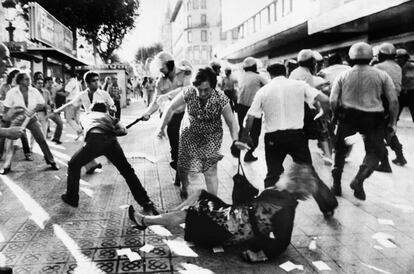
xmin=86 ymin=163 xmax=102 ymax=174
xmin=61 ymin=194 xmax=79 ymax=207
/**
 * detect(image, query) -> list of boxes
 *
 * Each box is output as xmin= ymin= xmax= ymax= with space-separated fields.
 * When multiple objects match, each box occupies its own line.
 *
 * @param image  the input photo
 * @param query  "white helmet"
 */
xmin=378 ymin=42 xmax=396 ymax=55
xmin=297 ymin=49 xmax=314 ymax=62
xmin=177 ymin=59 xmax=193 ymax=72
xmin=313 ymin=51 xmax=323 ymax=62
xmin=242 ymin=57 xmax=257 ymax=68
xmin=155 ymin=51 xmax=174 ymax=64
xmin=348 ymin=42 xmax=373 ymax=60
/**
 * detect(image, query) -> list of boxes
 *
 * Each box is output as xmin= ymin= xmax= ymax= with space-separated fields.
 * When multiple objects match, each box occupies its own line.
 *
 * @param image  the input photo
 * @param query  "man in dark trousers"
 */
xmin=330 ymin=42 xmax=398 ymax=200
xmin=61 ymin=103 xmax=158 ymax=215
xmin=243 ymin=62 xmax=337 ymax=217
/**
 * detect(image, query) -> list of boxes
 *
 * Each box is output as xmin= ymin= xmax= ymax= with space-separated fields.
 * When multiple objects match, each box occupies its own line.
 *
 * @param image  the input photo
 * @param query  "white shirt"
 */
xmin=319 ymin=64 xmax=351 ymax=85
xmin=237 ymin=71 xmax=268 ymax=106
xmin=64 ymin=77 xmax=81 ymax=101
xmin=69 ymin=89 xmax=115 ymax=112
xmin=248 ymin=76 xmax=320 ymax=133
xmin=3 ymin=86 xmax=45 ymax=112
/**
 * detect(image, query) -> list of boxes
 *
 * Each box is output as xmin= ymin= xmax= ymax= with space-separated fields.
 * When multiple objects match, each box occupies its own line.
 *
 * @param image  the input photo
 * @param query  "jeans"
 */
xmin=66 ymin=133 xmax=151 ymax=206
xmin=167 ymin=112 xmax=184 ymax=166
xmin=333 ymin=108 xmax=385 ymax=174
xmin=3 ymin=116 xmax=55 ymax=168
xmin=237 ymin=104 xmax=261 ymax=152
xmin=114 ymin=100 xmax=121 ymax=119
xmin=264 ymin=129 xmax=337 ymax=213
xmin=49 ymin=112 xmax=63 ymax=141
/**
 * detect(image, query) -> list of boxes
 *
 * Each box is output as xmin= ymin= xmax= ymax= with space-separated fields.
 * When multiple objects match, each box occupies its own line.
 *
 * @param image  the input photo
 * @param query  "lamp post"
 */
xmin=2 ymin=0 xmax=17 ymax=42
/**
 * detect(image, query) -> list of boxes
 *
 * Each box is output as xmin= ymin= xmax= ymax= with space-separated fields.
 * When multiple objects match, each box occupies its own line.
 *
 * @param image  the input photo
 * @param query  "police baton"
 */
xmin=126 ymin=116 xmax=144 ymax=129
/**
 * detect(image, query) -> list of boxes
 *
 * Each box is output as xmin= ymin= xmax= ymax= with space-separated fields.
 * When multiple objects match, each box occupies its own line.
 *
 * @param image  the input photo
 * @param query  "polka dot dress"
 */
xmin=178 ymin=86 xmax=229 ymax=173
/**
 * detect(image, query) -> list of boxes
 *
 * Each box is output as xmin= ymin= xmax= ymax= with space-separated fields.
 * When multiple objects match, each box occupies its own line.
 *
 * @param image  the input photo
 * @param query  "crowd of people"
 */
xmin=0 ymin=39 xmax=413 ymax=263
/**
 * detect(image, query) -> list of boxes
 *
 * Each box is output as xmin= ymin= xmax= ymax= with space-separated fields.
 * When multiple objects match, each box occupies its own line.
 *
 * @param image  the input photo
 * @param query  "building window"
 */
xmin=283 ymin=0 xmax=293 ymax=15
xmin=201 ymin=46 xmax=208 ymax=61
xmin=239 ymin=25 xmax=245 ymax=38
xmin=201 ymin=14 xmax=207 ymax=25
xmin=187 ymin=31 xmax=192 ymax=43
xmin=193 ymin=0 xmax=199 ymax=9
xmin=186 ymin=47 xmax=192 ymax=61
xmin=269 ymin=3 xmax=275 ymax=22
xmin=232 ymin=28 xmax=238 ymax=39
xmin=187 ymin=0 xmax=192 ymax=10
xmin=220 ymin=30 xmax=227 ymax=40
xmin=201 ymin=0 xmax=206 ymax=9
xmin=276 ymin=0 xmax=282 ymax=20
xmin=254 ymin=14 xmax=260 ymax=32
xmin=261 ymin=8 xmax=268 ymax=27
xmin=193 ymin=46 xmax=200 ymax=63
xmin=201 ymin=30 xmax=207 ymax=41
xmin=187 ymin=15 xmax=192 ymax=28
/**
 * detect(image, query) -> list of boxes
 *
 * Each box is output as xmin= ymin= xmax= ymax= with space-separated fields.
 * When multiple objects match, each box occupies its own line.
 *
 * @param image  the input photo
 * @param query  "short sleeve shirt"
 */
xmin=374 ymin=60 xmax=402 ymax=94
xmin=3 ymin=86 xmax=45 ymax=112
xmin=64 ymin=78 xmax=80 ymax=101
xmin=237 ymin=71 xmax=268 ymax=106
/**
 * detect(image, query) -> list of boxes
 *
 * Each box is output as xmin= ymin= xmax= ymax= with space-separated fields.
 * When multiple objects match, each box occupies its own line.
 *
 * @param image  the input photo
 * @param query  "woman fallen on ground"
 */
xmin=128 ymin=163 xmax=318 ymax=263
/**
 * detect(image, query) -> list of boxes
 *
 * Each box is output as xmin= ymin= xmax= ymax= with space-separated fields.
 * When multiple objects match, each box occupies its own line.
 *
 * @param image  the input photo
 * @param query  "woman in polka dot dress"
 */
xmin=157 ymin=67 xmax=248 ymax=198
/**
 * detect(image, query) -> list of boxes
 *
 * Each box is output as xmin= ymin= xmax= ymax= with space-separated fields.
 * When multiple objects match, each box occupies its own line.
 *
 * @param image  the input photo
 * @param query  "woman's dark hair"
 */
xmin=327 ymin=53 xmax=342 ymax=66
xmin=166 ymin=60 xmax=175 ymax=72
xmin=84 ymin=71 xmax=100 ymax=84
xmin=267 ymin=63 xmax=286 ymax=77
xmin=6 ymin=69 xmax=20 ymax=85
xmin=91 ymin=103 xmax=107 ymax=113
xmin=192 ymin=67 xmax=218 ymax=88
xmin=243 ymin=64 xmax=257 ymax=73
xmin=16 ymin=72 xmax=29 ymax=85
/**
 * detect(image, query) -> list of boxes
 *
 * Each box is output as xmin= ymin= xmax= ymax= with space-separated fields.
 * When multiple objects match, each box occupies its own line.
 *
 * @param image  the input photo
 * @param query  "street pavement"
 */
xmin=0 ymin=99 xmax=413 ymax=274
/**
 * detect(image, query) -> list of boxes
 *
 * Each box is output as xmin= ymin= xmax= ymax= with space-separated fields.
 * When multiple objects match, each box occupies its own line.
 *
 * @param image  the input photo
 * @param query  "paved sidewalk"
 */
xmin=0 ymin=99 xmax=413 ymax=273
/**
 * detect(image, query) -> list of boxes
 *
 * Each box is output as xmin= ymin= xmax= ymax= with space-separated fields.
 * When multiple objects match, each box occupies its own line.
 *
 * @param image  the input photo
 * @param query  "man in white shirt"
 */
xmin=64 ymin=72 xmax=83 ymax=139
xmin=2 ymin=72 xmax=58 ymax=173
xmin=243 ymin=63 xmax=337 ymax=217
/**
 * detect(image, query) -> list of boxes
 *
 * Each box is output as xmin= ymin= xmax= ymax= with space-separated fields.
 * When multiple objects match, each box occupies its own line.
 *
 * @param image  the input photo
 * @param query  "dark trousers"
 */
xmin=114 ymin=100 xmax=121 ymax=119
xmin=66 ymin=133 xmax=151 ymax=206
xmin=398 ymin=90 xmax=414 ymax=122
xmin=224 ymin=89 xmax=236 ymax=112
xmin=167 ymin=112 xmax=184 ymax=165
xmin=237 ymin=104 xmax=261 ymax=152
xmin=0 ymin=121 xmax=31 ymax=157
xmin=333 ymin=109 xmax=385 ymax=174
xmin=264 ymin=129 xmax=337 ymax=213
xmin=49 ymin=113 xmax=63 ymax=141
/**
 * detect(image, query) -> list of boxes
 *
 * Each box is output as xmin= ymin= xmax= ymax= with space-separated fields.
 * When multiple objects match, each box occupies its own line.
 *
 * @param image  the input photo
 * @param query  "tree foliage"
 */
xmin=19 ymin=0 xmax=139 ymax=62
xmin=134 ymin=43 xmax=163 ymax=63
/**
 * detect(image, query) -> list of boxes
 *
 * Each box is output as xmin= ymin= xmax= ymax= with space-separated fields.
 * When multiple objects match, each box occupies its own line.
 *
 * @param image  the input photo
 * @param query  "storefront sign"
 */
xmin=80 ymin=64 xmax=128 ymax=70
xmin=29 ymin=2 xmax=74 ymax=55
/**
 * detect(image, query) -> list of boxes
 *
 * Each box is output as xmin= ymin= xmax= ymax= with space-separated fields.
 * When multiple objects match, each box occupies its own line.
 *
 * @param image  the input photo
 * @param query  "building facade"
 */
xmin=217 ymin=0 xmax=414 ymax=64
xmin=168 ymin=0 xmax=238 ymax=70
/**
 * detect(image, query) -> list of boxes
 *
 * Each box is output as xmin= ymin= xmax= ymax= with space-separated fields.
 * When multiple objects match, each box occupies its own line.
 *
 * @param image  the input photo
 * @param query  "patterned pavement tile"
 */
xmin=120 ymin=236 xmax=144 ymax=247
xmin=143 ymin=245 xmax=170 ymax=258
xmin=145 ymin=257 xmax=171 ymax=273
xmin=9 ymin=231 xmax=37 ymax=242
xmin=101 ymin=227 xmax=123 ymax=238
xmin=2 ymin=241 xmax=29 ymax=253
xmin=96 ymin=237 xmax=121 ymax=249
xmin=1 ymin=252 xmax=22 ymax=265
xmin=122 ymin=227 xmax=144 ymax=237
xmin=95 ymin=260 xmax=118 ymax=273
xmin=144 ymin=235 xmax=166 ymax=246
xmin=117 ymin=259 xmax=145 ymax=273
xmin=93 ymin=248 xmax=119 ymax=261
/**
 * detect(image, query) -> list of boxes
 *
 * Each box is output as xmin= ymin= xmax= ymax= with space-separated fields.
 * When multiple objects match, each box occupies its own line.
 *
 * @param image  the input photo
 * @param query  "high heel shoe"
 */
xmin=0 ymin=167 xmax=11 ymax=175
xmin=128 ymin=205 xmax=147 ymax=230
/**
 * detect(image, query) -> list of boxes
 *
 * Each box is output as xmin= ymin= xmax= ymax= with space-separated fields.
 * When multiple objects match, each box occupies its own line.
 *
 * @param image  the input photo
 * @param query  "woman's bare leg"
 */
xmin=204 ymin=164 xmax=218 ymax=195
xmin=169 ymin=189 xmax=203 ymax=211
xmin=178 ymin=168 xmax=189 ymax=198
xmin=135 ymin=210 xmax=187 ymax=227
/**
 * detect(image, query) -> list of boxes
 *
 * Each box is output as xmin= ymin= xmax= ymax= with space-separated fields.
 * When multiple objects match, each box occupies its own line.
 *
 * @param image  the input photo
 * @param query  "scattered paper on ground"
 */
xmin=212 ymin=246 xmax=224 ymax=253
xmin=80 ymin=187 xmax=93 ymax=197
xmin=309 ymin=239 xmax=317 ymax=250
xmin=54 ymin=175 xmax=60 ymax=180
xmin=372 ymin=232 xmax=397 ymax=248
xmin=164 ymin=239 xmax=198 ymax=257
xmin=179 ymin=223 xmax=186 ymax=229
xmin=373 ymin=245 xmax=384 ymax=250
xmin=279 ymin=261 xmax=304 ymax=272
xmin=312 ymin=261 xmax=331 ymax=271
xmin=269 ymin=232 xmax=275 ymax=239
xmin=140 ymin=244 xmax=155 ymax=253
xmin=178 ymin=263 xmax=215 ymax=274
xmin=377 ymin=219 xmax=395 ymax=226
xmin=148 ymin=225 xmax=172 ymax=236
xmin=117 ymin=248 xmax=141 ymax=262
xmin=119 ymin=205 xmax=129 ymax=209
xmin=361 ymin=262 xmax=392 ymax=274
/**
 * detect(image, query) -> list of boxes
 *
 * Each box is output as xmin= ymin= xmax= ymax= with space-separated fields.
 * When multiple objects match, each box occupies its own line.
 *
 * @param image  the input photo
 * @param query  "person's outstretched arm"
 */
xmin=157 ymin=91 xmax=186 ymax=138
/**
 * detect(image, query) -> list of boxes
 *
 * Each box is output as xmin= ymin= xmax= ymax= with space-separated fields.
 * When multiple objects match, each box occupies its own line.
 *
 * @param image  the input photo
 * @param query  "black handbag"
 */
xmin=232 ymin=157 xmax=259 ymax=204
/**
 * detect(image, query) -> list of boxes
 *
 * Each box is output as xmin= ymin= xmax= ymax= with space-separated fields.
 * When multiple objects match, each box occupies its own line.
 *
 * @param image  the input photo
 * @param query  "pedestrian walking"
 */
xmin=396 ymin=48 xmax=414 ymax=122
xmin=221 ymin=67 xmax=238 ymax=112
xmin=237 ymin=57 xmax=268 ymax=162
xmin=108 ymin=76 xmax=122 ymax=119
